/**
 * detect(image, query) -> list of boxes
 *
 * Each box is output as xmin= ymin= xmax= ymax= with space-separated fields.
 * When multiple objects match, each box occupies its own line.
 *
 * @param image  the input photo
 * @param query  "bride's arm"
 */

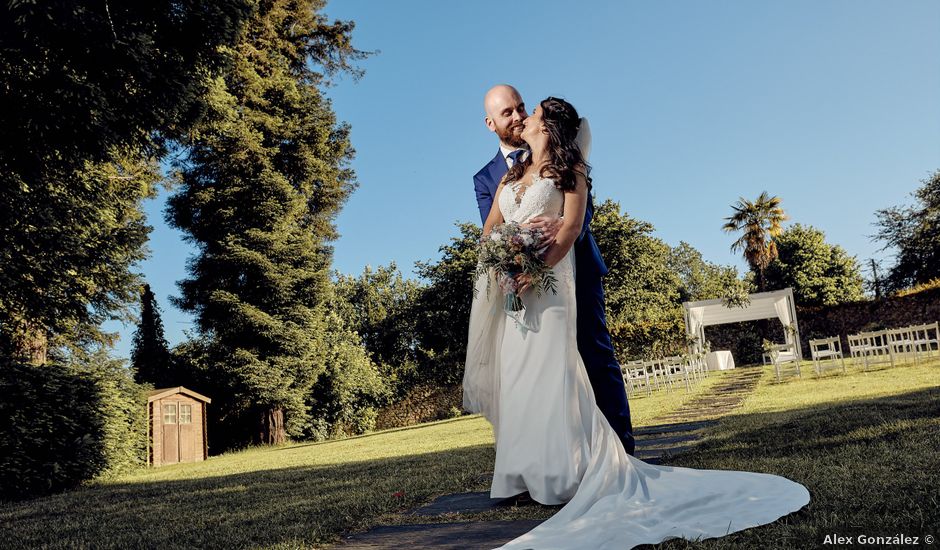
xmin=540 ymin=167 xmax=588 ymax=267
xmin=481 ymin=182 xmax=506 ymax=237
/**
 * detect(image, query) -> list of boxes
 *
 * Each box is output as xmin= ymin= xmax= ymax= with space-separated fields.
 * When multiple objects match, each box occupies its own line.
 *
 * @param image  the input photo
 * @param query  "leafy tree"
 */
xmin=131 ymin=284 xmax=174 ymax=387
xmin=722 ymin=191 xmax=788 ymax=291
xmin=304 ymin=311 xmax=388 ymax=441
xmin=166 ymin=1 xmax=368 ymax=447
xmin=764 ymin=224 xmax=865 ymax=306
xmin=873 ymin=169 xmax=940 ymax=292
xmin=591 ymin=199 xmax=684 ymax=359
xmin=332 ymin=263 xmax=422 ymax=392
xmin=0 ymin=1 xmax=251 ymax=362
xmin=0 ymin=155 xmax=163 ymax=364
xmin=412 ymin=223 xmax=481 ymax=386
xmin=667 ymin=241 xmax=742 ymax=303
xmin=0 ymin=0 xmax=250 ymax=170
xmin=334 ymin=229 xmax=481 ymax=396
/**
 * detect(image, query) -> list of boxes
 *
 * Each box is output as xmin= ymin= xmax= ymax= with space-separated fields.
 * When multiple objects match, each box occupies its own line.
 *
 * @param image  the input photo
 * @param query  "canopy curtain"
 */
xmin=773 ymin=297 xmax=792 ymax=343
xmin=687 ymin=306 xmax=706 ymax=351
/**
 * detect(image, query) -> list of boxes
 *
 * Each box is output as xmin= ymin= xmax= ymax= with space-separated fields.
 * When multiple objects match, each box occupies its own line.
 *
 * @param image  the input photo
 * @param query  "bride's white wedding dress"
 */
xmin=464 ymin=172 xmax=810 ymax=549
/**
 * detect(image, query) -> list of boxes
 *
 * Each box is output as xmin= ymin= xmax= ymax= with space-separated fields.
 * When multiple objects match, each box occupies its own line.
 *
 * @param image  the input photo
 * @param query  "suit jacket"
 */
xmin=473 ymin=150 xmax=608 ymax=276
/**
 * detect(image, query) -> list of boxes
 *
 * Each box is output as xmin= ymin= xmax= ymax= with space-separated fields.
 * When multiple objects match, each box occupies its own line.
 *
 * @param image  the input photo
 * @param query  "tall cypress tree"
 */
xmin=167 ymin=0 xmax=367 ymax=447
xmin=131 ymin=284 xmax=173 ymax=387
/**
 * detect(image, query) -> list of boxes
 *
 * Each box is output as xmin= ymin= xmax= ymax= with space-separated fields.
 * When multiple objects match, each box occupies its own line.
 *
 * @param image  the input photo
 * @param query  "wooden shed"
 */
xmin=148 ymin=387 xmax=211 ymax=467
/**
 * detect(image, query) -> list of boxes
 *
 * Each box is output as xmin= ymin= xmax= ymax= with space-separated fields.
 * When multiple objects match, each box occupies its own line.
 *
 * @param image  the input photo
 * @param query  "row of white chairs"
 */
xmin=621 ymin=353 xmax=708 ymax=397
xmin=794 ymin=321 xmax=940 ymax=382
xmin=845 ymin=321 xmax=939 ymax=370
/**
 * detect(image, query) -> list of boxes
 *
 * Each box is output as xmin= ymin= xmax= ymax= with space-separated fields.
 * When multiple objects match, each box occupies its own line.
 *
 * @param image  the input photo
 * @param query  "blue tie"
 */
xmin=507 ymin=149 xmax=526 ymax=166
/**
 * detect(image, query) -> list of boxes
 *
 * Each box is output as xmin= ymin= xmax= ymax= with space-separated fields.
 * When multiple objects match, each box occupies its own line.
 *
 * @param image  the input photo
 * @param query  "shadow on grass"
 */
xmin=3 ymin=387 xmax=937 ymax=550
xmin=434 ymin=386 xmax=940 ymax=549
xmin=700 ymin=385 xmax=939 ymax=452
xmin=647 ymin=385 xmax=940 ymax=549
xmin=0 ymin=443 xmax=495 ymax=549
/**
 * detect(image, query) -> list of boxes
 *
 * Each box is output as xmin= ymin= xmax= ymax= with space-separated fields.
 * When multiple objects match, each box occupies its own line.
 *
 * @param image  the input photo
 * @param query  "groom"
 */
xmin=473 ymin=84 xmax=635 ymax=456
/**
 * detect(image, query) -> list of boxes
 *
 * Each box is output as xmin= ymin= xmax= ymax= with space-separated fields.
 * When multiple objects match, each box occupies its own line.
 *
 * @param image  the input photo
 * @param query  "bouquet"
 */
xmin=475 ymin=221 xmax=558 ymax=311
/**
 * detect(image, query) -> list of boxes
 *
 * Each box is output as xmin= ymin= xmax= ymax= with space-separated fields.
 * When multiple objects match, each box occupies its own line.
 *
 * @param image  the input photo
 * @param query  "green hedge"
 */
xmin=0 ymin=353 xmax=148 ymax=500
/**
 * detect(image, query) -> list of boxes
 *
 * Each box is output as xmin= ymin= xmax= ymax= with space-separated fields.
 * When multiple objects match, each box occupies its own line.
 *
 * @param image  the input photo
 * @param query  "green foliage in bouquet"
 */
xmin=475 ymin=222 xmax=558 ymax=310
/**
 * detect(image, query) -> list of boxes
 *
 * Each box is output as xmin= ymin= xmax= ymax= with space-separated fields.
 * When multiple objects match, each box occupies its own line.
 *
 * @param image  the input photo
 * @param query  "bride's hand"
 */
xmin=522 ymin=216 xmax=563 ymax=247
xmin=515 ymin=273 xmax=533 ymax=294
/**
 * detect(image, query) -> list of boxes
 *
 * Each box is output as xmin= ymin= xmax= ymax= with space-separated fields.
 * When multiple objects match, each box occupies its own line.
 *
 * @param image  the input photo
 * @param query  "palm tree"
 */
xmin=722 ymin=191 xmax=788 ymax=291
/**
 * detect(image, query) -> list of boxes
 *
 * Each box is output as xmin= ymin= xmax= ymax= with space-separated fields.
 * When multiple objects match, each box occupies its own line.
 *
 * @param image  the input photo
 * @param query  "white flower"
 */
xmin=491 ymin=231 xmax=502 ymax=242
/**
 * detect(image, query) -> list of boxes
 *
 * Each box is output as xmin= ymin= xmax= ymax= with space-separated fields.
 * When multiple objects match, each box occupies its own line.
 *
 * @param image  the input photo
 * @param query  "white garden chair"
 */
xmin=848 ymin=330 xmax=894 ymax=370
xmin=763 ymin=341 xmax=796 ymax=367
xmin=767 ymin=343 xmax=801 ymax=382
xmin=622 ymin=359 xmax=645 ymax=389
xmin=641 ymin=359 xmax=669 ymax=392
xmin=911 ymin=322 xmax=939 ymax=357
xmin=650 ymin=357 xmax=675 ymax=392
xmin=847 ymin=332 xmax=869 ymax=366
xmin=887 ymin=327 xmax=920 ymax=365
xmin=622 ymin=364 xmax=652 ymax=397
xmin=686 ymin=352 xmax=706 ymax=382
xmin=809 ymin=336 xmax=847 ymax=376
xmin=662 ymin=355 xmax=692 ymax=392
xmin=695 ymin=352 xmax=709 ymax=378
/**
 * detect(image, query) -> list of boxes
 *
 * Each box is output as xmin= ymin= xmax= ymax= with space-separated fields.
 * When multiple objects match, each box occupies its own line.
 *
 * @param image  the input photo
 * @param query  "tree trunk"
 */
xmin=258 ymin=406 xmax=286 ymax=445
xmin=9 ymin=321 xmax=48 ymax=365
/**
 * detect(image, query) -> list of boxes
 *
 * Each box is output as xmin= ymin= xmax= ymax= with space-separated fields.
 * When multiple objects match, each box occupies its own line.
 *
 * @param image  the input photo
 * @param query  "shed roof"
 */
xmin=148 ymin=386 xmax=212 ymax=404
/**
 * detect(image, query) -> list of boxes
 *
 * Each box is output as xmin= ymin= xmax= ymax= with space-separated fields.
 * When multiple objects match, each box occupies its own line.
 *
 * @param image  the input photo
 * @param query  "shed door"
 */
xmin=162 ymin=402 xmax=179 ymax=464
xmin=179 ymin=403 xmax=195 ymax=462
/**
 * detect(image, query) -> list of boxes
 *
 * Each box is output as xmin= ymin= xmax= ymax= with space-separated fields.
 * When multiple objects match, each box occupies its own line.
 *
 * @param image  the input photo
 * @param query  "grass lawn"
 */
xmin=646 ymin=358 xmax=940 ymax=548
xmin=0 ymin=372 xmax=721 ymax=549
xmin=1 ymin=359 xmax=936 ymax=549
xmin=425 ymin=357 xmax=940 ymax=549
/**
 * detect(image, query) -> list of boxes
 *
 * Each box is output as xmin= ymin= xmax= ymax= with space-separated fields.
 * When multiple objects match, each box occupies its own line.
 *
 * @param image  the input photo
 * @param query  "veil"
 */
xmin=575 ymin=116 xmax=591 ymax=162
xmin=462 ymin=268 xmax=505 ymax=429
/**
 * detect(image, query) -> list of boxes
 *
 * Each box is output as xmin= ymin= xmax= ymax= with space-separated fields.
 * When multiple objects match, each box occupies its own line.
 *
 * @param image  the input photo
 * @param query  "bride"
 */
xmin=463 ymin=97 xmax=810 ymax=549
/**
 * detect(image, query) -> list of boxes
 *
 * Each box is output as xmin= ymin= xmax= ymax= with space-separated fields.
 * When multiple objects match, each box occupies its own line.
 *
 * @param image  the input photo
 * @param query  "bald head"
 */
xmin=484 ymin=85 xmax=522 ymax=118
xmin=484 ymin=84 xmax=527 ymax=147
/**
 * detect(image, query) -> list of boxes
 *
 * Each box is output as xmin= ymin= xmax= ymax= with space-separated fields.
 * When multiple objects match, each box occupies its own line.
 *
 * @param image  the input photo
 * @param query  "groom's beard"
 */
xmin=498 ymin=122 xmax=526 ymax=148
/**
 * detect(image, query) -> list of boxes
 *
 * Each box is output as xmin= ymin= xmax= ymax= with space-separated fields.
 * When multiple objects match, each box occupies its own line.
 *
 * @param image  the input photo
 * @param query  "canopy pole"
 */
xmin=788 ymin=290 xmax=802 ymax=359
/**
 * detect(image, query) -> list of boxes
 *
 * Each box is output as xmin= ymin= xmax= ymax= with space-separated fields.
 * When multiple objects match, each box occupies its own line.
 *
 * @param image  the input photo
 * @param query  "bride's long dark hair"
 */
xmin=505 ymin=97 xmax=590 ymax=192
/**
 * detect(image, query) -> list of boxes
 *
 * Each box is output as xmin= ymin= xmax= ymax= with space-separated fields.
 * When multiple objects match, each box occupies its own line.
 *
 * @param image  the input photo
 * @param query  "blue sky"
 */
xmin=104 ymin=0 xmax=940 ymax=358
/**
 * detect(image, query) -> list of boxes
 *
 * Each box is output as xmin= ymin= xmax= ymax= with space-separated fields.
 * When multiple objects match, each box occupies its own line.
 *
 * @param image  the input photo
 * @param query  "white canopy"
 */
xmin=682 ymin=287 xmax=802 ymax=359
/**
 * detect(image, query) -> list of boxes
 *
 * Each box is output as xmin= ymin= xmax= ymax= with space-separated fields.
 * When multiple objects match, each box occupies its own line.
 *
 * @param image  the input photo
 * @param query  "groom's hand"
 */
xmin=523 ymin=216 xmax=563 ymax=247
xmin=515 ymin=273 xmax=533 ymax=294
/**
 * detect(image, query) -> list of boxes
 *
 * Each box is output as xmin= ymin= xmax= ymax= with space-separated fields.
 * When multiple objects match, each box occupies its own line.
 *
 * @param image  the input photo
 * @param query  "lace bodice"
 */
xmin=498 ymin=174 xmax=565 ymax=223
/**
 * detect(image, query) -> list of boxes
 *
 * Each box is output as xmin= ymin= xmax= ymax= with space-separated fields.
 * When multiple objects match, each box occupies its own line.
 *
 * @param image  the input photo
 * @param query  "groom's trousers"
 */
xmin=575 ymin=272 xmax=636 ymax=456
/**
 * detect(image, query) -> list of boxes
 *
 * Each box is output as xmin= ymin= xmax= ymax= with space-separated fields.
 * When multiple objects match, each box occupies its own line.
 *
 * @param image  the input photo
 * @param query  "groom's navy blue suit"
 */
xmin=474 ymin=151 xmax=636 ymax=455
